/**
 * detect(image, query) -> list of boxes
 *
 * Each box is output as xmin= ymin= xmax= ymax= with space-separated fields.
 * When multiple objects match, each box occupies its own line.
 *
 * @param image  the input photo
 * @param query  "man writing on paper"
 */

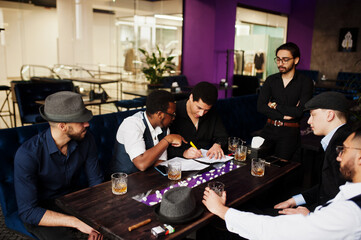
xmin=168 ymin=81 xmax=228 ymax=159
xmin=203 ymin=127 xmax=361 ymax=240
xmin=109 ymin=90 xmax=186 ymax=175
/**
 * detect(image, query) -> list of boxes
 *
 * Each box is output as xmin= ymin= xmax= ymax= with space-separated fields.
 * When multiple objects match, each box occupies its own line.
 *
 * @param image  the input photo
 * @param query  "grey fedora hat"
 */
xmin=39 ymin=91 xmax=93 ymax=122
xmin=154 ymin=187 xmax=203 ymax=224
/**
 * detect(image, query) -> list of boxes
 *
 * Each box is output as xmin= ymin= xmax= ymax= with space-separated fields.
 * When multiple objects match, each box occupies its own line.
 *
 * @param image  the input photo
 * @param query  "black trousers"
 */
xmin=259 ymin=124 xmax=300 ymax=161
xmin=24 ymin=222 xmax=81 ymax=240
xmin=23 ymin=200 xmax=88 ymax=240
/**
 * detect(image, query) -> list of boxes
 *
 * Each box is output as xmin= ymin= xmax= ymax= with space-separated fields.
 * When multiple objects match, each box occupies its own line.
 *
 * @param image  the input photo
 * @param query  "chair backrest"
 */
xmin=336 ymin=72 xmax=361 ymax=89
xmin=14 ymin=81 xmax=74 ymax=125
xmin=162 ymin=75 xmax=189 ymax=90
xmin=232 ymin=75 xmax=260 ymax=96
xmin=297 ymin=69 xmax=319 ymax=83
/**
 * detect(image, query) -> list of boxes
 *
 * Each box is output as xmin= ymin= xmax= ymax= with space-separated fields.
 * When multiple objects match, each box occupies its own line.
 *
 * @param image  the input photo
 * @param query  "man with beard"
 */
xmin=109 ymin=90 xmax=185 ymax=174
xmin=257 ymin=42 xmax=314 ymax=160
xmin=14 ymin=91 xmax=104 ymax=240
xmin=274 ymin=91 xmax=352 ymax=212
xmin=202 ymin=127 xmax=361 ymax=240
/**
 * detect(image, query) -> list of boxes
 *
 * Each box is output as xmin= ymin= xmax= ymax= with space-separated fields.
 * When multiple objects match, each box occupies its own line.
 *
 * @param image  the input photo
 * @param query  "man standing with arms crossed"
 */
xmin=257 ymin=42 xmax=314 ymax=160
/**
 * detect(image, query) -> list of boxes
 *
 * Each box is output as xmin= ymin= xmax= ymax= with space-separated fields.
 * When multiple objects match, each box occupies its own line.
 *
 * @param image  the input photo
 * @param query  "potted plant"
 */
xmin=138 ymin=46 xmax=176 ymax=88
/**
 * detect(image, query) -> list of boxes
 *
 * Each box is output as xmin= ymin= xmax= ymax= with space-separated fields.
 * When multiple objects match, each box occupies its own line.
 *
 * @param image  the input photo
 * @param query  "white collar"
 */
xmin=321 ymin=124 xmax=344 ymax=151
xmin=143 ymin=112 xmax=163 ymax=136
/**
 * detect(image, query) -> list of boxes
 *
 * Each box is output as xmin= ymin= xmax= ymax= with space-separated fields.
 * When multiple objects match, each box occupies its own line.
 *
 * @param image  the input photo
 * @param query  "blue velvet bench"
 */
xmin=0 ymin=94 xmax=265 ymax=238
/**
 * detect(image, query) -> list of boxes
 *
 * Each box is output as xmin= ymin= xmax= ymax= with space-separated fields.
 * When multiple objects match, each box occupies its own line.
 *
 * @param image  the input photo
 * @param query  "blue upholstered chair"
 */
xmin=113 ymin=97 xmax=146 ymax=111
xmin=161 ymin=75 xmax=189 ymax=91
xmin=14 ymin=81 xmax=74 ymax=125
xmin=297 ymin=69 xmax=319 ymax=83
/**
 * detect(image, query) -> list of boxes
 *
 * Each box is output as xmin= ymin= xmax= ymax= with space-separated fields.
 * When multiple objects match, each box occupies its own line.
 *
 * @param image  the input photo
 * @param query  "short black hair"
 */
xmin=276 ymin=42 xmax=300 ymax=60
xmin=191 ymin=82 xmax=218 ymax=106
xmin=352 ymin=124 xmax=361 ymax=143
xmin=146 ymin=90 xmax=174 ymax=115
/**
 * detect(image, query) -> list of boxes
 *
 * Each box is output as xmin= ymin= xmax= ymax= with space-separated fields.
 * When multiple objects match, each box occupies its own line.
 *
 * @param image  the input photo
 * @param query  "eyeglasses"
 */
xmin=336 ymin=146 xmax=361 ymax=155
xmin=274 ymin=57 xmax=294 ymax=64
xmin=163 ymin=111 xmax=176 ymax=120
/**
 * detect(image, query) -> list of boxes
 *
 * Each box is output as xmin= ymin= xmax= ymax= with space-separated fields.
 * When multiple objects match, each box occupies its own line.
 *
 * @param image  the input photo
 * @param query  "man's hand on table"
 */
xmin=274 ymin=197 xmax=297 ymax=209
xmin=278 ymin=206 xmax=310 ymax=216
xmin=88 ymin=230 xmax=103 ymax=240
xmin=206 ymin=143 xmax=224 ymax=159
xmin=274 ymin=197 xmax=310 ymax=216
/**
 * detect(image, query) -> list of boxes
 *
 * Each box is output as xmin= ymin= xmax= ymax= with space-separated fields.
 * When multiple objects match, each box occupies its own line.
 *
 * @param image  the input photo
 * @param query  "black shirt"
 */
xmin=168 ymin=99 xmax=228 ymax=158
xmin=257 ymin=71 xmax=314 ymax=122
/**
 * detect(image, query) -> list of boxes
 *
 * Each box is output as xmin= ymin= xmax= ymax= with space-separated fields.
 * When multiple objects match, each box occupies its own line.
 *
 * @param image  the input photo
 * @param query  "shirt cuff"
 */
xmin=293 ymin=194 xmax=306 ymax=206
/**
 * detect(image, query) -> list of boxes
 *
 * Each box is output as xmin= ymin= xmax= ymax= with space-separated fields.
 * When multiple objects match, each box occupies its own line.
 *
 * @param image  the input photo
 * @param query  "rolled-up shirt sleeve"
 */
xmin=14 ymin=148 xmax=46 ymax=225
xmin=117 ymin=117 xmax=146 ymax=161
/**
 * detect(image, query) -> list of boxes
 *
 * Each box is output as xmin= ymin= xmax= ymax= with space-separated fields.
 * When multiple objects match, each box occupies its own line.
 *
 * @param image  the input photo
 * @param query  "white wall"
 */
xmin=2 ymin=5 xmax=57 ymax=78
xmin=93 ymin=12 xmax=116 ymax=66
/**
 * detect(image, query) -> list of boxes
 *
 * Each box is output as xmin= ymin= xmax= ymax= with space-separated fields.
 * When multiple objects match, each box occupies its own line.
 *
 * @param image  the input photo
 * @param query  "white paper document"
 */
xmin=159 ymin=157 xmax=209 ymax=171
xmin=195 ymin=149 xmax=232 ymax=164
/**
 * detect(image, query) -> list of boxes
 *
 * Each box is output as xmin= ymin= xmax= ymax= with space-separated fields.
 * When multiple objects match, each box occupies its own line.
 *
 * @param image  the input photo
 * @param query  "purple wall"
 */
xmin=183 ymin=0 xmax=316 ymax=97
xmin=287 ymin=0 xmax=316 ymax=70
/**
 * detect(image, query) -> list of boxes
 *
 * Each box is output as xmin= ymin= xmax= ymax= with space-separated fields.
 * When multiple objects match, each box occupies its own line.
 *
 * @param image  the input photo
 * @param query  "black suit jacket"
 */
xmin=302 ymin=124 xmax=353 ymax=209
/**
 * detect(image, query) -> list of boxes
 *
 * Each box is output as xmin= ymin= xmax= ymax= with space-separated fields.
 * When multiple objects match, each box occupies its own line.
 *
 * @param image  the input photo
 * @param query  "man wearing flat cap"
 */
xmin=14 ymin=91 xmax=104 ymax=240
xmin=274 ymin=91 xmax=353 ymax=213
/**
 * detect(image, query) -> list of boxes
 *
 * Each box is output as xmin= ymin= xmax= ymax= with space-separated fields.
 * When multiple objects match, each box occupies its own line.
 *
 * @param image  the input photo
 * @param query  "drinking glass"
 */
xmin=208 ymin=181 xmax=225 ymax=197
xmin=168 ymin=161 xmax=182 ymax=180
xmin=251 ymin=158 xmax=265 ymax=177
xmin=234 ymin=145 xmax=247 ymax=162
xmin=228 ymin=137 xmax=240 ymax=154
xmin=111 ymin=172 xmax=128 ymax=195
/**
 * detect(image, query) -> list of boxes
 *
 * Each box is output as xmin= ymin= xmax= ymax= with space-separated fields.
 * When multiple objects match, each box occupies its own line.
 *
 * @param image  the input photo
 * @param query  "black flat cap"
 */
xmin=304 ymin=91 xmax=350 ymax=112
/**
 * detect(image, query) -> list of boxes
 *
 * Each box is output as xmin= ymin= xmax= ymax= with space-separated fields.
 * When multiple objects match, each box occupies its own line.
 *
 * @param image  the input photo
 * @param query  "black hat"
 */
xmin=40 ymin=91 xmax=93 ymax=123
xmin=304 ymin=91 xmax=350 ymax=112
xmin=154 ymin=187 xmax=203 ymax=224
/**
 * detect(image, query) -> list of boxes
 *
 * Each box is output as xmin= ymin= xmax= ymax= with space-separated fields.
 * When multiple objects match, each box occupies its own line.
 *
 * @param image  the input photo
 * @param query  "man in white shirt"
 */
xmin=108 ymin=90 xmax=185 ymax=175
xmin=202 ymin=127 xmax=361 ymax=240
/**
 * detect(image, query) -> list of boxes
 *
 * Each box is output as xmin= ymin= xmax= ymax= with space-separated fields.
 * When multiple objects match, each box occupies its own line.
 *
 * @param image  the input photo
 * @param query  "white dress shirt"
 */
xmin=116 ymin=111 xmax=169 ymax=161
xmin=225 ymin=182 xmax=361 ymax=240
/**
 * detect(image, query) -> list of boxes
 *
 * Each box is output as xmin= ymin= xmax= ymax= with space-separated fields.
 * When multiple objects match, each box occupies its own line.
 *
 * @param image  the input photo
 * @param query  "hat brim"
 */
xmin=39 ymin=105 xmax=93 ymax=123
xmin=154 ymin=204 xmax=204 ymax=224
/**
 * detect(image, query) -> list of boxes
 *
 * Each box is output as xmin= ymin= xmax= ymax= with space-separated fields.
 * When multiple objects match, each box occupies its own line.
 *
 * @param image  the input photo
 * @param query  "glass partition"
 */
xmin=234 ymin=7 xmax=287 ymax=81
xmin=0 ymin=0 xmax=183 ymax=93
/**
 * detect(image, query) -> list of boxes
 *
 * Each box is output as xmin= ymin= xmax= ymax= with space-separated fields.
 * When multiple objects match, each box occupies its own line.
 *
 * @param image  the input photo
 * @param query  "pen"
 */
xmin=190 ymin=141 xmax=203 ymax=157
xmin=128 ymin=218 xmax=151 ymax=232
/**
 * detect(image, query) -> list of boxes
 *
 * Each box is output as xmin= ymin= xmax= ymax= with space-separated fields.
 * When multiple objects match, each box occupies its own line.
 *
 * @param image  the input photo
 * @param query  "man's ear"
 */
xmin=189 ymin=94 xmax=193 ymax=102
xmin=326 ymin=110 xmax=335 ymax=122
xmin=294 ymin=57 xmax=300 ymax=65
xmin=58 ymin=122 xmax=67 ymax=132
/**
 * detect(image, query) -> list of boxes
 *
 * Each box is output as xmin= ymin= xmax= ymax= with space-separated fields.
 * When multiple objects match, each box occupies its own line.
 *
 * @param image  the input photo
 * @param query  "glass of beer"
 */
xmin=168 ymin=161 xmax=181 ymax=180
xmin=208 ymin=181 xmax=225 ymax=197
xmin=111 ymin=172 xmax=128 ymax=195
xmin=234 ymin=145 xmax=247 ymax=162
xmin=228 ymin=137 xmax=240 ymax=154
xmin=251 ymin=158 xmax=265 ymax=177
